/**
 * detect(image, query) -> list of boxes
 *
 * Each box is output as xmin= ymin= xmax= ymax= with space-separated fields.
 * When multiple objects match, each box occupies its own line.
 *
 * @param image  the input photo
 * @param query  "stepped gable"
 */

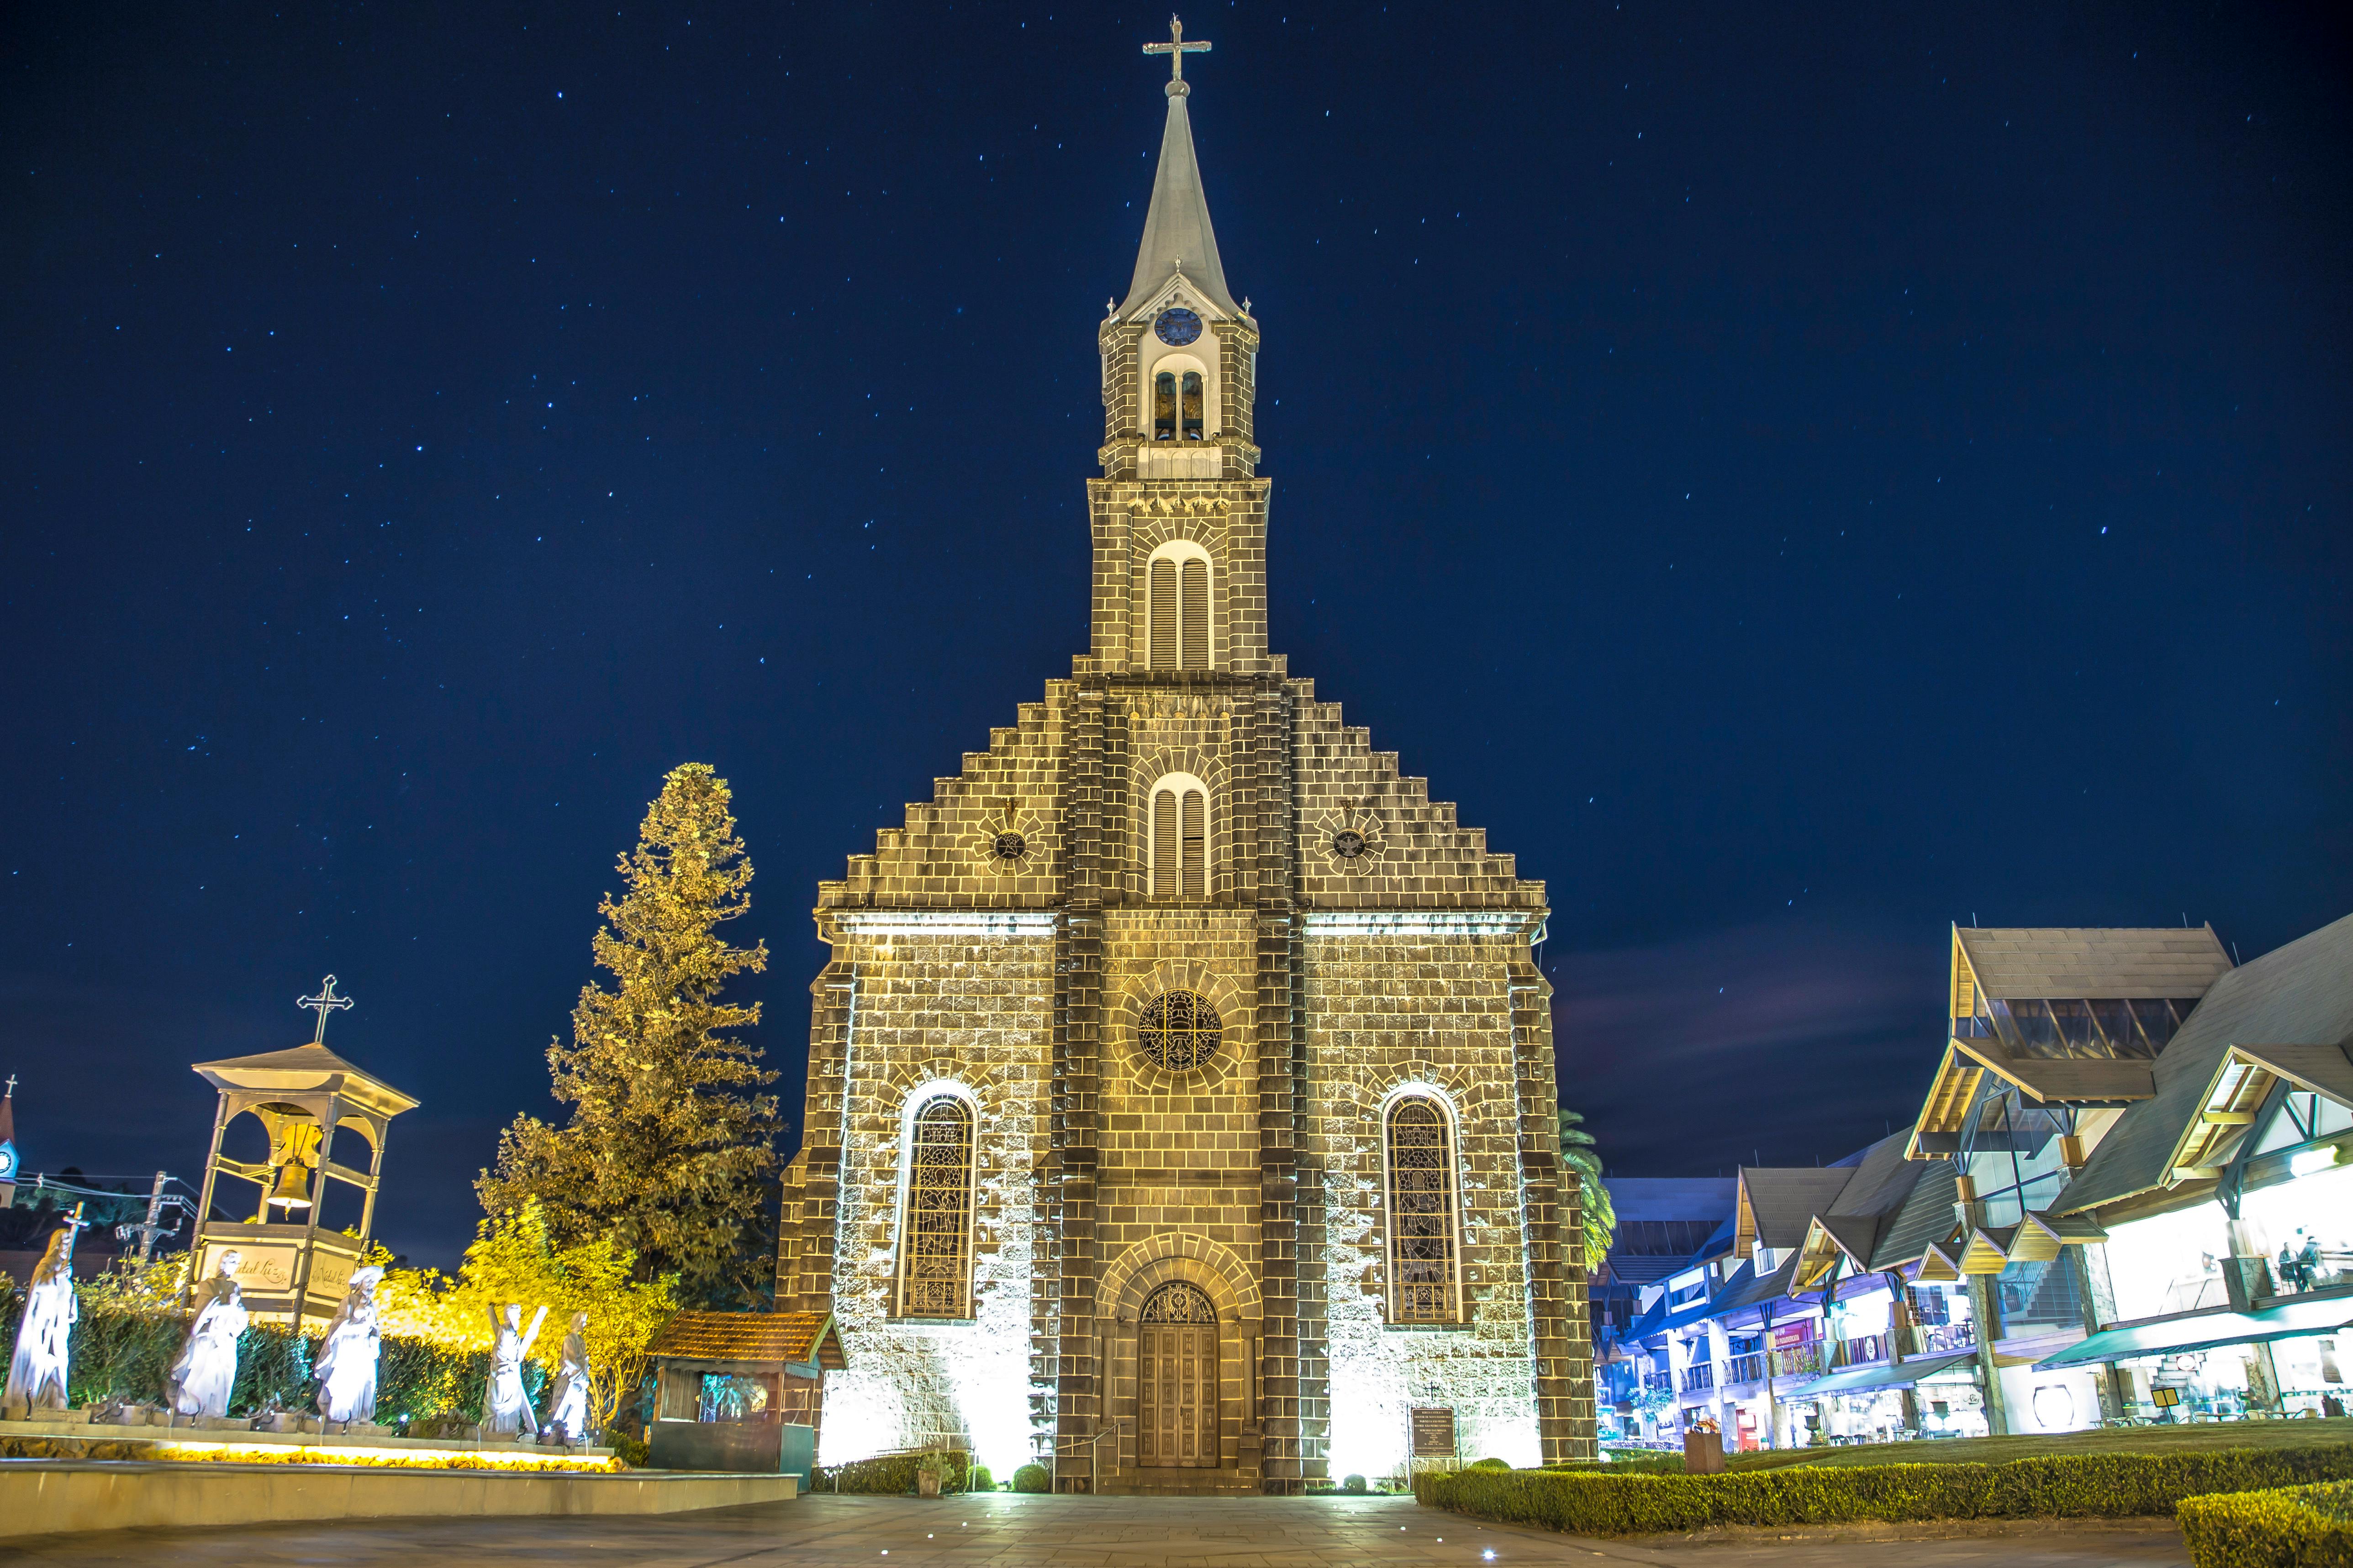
xmin=818 ymin=686 xmax=1068 ymax=910
xmin=1290 ymin=684 xmax=1540 ymax=910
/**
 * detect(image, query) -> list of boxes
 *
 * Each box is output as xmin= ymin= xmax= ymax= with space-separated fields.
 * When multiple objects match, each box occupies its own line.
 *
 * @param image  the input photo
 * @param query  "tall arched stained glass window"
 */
xmin=1180 ymin=370 xmax=1204 ymax=438
xmin=896 ymin=1094 xmax=976 ymax=1318
xmin=1385 ymin=1094 xmax=1463 ymax=1324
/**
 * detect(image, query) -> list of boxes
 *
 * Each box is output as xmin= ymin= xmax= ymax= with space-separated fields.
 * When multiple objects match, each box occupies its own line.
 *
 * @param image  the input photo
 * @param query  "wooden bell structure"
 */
xmin=185 ymin=978 xmax=418 ymax=1326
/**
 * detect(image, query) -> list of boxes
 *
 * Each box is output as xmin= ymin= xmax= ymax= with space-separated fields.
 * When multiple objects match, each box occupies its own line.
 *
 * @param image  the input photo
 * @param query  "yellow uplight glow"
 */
xmin=147 ymin=1442 xmax=619 ymax=1473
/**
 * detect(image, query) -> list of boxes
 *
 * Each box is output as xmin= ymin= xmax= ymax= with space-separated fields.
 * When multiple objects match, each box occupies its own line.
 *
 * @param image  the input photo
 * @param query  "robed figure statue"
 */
xmin=484 ymin=1302 xmax=548 ymax=1437
xmin=543 ymin=1311 xmax=592 ymax=1442
xmin=313 ymin=1265 xmax=386 ymax=1424
xmin=3 ymin=1227 xmax=76 ymax=1420
xmin=169 ymin=1250 xmax=249 ymax=1418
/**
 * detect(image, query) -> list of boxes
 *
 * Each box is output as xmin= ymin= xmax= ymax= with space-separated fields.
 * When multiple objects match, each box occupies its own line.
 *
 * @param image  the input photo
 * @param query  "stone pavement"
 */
xmin=0 ymin=1492 xmax=2191 ymax=1567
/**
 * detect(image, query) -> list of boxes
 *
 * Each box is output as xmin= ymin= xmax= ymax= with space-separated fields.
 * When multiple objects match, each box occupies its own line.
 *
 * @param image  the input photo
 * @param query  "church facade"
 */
xmin=775 ymin=33 xmax=1595 ymax=1491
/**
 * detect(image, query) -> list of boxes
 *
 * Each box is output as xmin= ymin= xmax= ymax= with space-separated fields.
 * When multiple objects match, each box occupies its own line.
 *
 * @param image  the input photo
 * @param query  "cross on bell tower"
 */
xmin=298 ymin=975 xmax=354 ymax=1045
xmin=1143 ymin=14 xmax=1211 ymax=87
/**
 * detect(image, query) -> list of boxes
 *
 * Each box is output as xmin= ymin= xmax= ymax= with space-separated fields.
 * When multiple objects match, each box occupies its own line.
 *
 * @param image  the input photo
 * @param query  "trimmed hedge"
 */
xmin=1415 ymin=1445 xmax=2353 ymax=1537
xmin=2178 ymin=1480 xmax=2353 ymax=1568
xmin=0 ymin=1298 xmax=498 ymax=1427
xmin=1013 ymin=1463 xmax=1052 ymax=1494
xmin=818 ymin=1450 xmax=972 ymax=1494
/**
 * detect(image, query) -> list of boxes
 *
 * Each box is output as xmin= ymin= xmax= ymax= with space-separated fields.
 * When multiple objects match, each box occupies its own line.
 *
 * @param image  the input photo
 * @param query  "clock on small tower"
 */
xmin=1153 ymin=307 xmax=1203 ymax=346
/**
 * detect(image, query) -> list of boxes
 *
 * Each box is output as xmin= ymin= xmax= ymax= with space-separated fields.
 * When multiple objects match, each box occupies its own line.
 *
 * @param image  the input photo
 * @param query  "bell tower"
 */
xmin=1083 ymin=18 xmax=1274 ymax=679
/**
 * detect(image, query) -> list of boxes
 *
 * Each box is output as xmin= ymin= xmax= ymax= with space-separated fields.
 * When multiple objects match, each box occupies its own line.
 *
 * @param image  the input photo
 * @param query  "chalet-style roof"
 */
xmin=1706 ymin=1251 xmax=1804 ymax=1321
xmin=1954 ymin=926 xmax=2232 ymax=1000
xmin=2059 ymin=913 xmax=2353 ymax=1215
xmin=1868 ymin=1160 xmax=1962 ymax=1273
xmin=646 ymin=1310 xmax=846 ymax=1371
xmin=1735 ymin=1167 xmax=1857 ymax=1254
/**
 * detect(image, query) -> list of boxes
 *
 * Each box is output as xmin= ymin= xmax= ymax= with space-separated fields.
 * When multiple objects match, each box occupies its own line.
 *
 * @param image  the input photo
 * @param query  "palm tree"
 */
xmin=1558 ymin=1108 xmax=1616 ymax=1270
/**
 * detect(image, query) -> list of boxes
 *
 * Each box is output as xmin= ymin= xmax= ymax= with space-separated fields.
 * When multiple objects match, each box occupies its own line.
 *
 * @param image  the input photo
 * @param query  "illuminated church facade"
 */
xmin=775 ymin=25 xmax=1595 ymax=1490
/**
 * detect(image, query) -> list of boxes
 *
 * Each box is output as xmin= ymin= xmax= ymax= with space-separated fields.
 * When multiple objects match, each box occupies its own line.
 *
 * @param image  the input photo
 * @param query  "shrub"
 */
xmin=2177 ymin=1479 xmax=2353 ymax=1568
xmin=1013 ymin=1462 xmax=1053 ymax=1494
xmin=1415 ymin=1445 xmax=2353 ymax=1538
xmin=1469 ymin=1457 xmax=1513 ymax=1471
xmin=1343 ymin=1473 xmax=1367 ymax=1494
xmin=968 ymin=1464 xmax=994 ymax=1494
xmin=821 ymin=1450 xmax=971 ymax=1494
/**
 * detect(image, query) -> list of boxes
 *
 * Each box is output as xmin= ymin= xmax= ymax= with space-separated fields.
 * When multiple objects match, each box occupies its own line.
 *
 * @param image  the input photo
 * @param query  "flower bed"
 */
xmin=2176 ymin=1478 xmax=2353 ymax=1568
xmin=1414 ymin=1444 xmax=2353 ymax=1537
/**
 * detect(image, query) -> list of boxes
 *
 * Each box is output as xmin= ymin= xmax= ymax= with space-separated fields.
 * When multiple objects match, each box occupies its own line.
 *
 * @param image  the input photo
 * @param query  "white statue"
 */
xmin=484 ymin=1302 xmax=548 ymax=1437
xmin=169 ymin=1250 xmax=249 ymax=1418
xmin=3 ymin=1227 xmax=77 ymax=1420
xmin=542 ymin=1311 xmax=592 ymax=1442
xmin=313 ymin=1266 xmax=385 ymax=1424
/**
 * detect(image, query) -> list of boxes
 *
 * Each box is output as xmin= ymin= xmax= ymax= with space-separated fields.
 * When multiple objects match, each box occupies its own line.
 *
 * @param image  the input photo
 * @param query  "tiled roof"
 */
xmin=1955 ymin=926 xmax=2232 ymax=1000
xmin=647 ymin=1311 xmax=846 ymax=1369
xmin=1868 ymin=1161 xmax=1961 ymax=1272
xmin=2059 ymin=912 xmax=2353 ymax=1215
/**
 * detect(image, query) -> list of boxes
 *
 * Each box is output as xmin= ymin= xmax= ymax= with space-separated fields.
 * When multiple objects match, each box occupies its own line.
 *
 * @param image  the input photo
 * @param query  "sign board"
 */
xmin=1409 ymin=1406 xmax=1457 ymax=1459
xmin=1770 ymin=1320 xmax=1817 ymax=1350
xmin=195 ymin=1231 xmax=358 ymax=1313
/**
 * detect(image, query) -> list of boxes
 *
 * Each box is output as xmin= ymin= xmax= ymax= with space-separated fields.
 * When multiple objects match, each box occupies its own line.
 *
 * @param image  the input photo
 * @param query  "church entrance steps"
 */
xmin=1093 ymin=1467 xmax=1261 ymax=1497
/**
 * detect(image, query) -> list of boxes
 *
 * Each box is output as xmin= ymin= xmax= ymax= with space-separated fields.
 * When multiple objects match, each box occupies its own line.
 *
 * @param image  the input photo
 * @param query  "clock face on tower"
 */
xmin=1153 ymin=307 xmax=1203 ymax=346
xmin=0 ymin=1141 xmax=16 ymax=1179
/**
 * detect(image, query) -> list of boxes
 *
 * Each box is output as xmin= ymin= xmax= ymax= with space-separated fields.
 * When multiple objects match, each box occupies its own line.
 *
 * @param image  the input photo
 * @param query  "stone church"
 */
xmin=775 ymin=26 xmax=1595 ymax=1491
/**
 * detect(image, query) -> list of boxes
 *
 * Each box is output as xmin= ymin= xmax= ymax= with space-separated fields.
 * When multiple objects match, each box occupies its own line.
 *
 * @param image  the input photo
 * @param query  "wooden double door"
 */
xmin=1135 ymin=1282 xmax=1220 ymax=1468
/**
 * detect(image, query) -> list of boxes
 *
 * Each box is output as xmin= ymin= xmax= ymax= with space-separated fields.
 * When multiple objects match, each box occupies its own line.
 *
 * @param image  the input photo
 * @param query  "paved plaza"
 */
xmin=0 ymin=1492 xmax=2192 ymax=1567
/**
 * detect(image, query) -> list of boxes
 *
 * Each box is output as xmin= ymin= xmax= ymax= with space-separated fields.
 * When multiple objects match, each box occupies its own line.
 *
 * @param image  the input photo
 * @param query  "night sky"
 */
xmin=4 ymin=3 xmax=2347 ymax=1267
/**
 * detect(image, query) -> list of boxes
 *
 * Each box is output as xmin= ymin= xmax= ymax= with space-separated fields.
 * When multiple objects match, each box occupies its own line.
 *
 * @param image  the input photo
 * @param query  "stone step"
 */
xmin=1095 ymin=1468 xmax=1261 ymax=1497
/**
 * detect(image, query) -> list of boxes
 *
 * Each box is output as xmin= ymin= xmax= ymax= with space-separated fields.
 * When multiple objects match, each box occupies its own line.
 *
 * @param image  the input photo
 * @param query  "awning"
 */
xmin=1786 ymin=1351 xmax=1979 ymax=1399
xmin=2034 ymin=1295 xmax=2353 ymax=1371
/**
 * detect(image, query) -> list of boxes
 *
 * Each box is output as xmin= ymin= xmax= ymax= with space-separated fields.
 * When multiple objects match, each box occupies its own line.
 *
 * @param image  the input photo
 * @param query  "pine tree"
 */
xmin=478 ymin=763 xmax=780 ymax=1306
xmin=1558 ymin=1107 xmax=1616 ymax=1271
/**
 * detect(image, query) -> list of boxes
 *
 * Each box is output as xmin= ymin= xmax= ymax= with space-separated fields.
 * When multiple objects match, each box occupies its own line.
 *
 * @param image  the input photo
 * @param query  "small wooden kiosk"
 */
xmin=185 ymin=986 xmax=416 ymax=1326
xmin=646 ymin=1311 xmax=844 ymax=1478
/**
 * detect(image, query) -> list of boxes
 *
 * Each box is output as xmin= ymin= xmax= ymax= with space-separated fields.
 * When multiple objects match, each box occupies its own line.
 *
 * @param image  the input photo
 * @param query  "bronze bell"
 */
xmin=266 ymin=1159 xmax=314 ymax=1210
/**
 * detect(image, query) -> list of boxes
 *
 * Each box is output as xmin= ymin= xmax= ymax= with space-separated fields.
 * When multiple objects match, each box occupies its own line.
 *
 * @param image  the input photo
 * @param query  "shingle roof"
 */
xmin=1738 ymin=1168 xmax=1857 ymax=1251
xmin=647 ymin=1311 xmax=846 ymax=1370
xmin=1868 ymin=1161 xmax=1962 ymax=1273
xmin=2059 ymin=912 xmax=2353 ymax=1215
xmin=1955 ymin=926 xmax=2232 ymax=1000
xmin=1707 ymin=1252 xmax=1804 ymax=1320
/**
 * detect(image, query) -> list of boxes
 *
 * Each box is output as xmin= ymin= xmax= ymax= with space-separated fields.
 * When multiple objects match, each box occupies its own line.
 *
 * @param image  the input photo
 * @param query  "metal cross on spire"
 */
xmin=298 ymin=975 xmax=354 ymax=1045
xmin=1143 ymin=14 xmax=1211 ymax=83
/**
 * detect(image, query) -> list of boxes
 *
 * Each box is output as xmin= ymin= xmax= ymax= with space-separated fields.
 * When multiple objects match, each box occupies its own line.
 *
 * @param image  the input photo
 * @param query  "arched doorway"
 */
xmin=1136 ymin=1281 xmax=1219 ymax=1467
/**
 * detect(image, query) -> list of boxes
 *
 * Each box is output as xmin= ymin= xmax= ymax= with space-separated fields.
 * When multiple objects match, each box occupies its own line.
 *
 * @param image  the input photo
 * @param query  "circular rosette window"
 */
xmin=1137 ymin=989 xmax=1223 ymax=1072
xmin=972 ymin=809 xmax=1044 ymax=875
xmin=1315 ymin=810 xmax=1386 ymax=872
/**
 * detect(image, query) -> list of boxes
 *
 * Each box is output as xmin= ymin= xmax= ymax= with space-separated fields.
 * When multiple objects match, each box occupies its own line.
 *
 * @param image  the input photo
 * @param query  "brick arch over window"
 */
xmin=1145 ymin=540 xmax=1213 ymax=671
xmin=1382 ymin=1086 xmax=1466 ymax=1326
xmin=1146 ymin=770 xmax=1210 ymax=899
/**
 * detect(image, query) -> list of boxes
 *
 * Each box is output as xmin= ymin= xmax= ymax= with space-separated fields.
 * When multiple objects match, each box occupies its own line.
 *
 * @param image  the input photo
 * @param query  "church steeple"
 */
xmin=1122 ymin=17 xmax=1237 ymax=318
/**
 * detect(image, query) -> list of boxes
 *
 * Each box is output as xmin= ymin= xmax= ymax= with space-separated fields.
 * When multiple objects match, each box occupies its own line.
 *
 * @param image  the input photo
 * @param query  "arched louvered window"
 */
xmin=1180 ymin=371 xmax=1204 ymax=439
xmin=1147 ymin=545 xmax=1212 ymax=671
xmin=1149 ymin=775 xmax=1208 ymax=899
xmin=1384 ymin=1094 xmax=1463 ymax=1325
xmin=896 ymin=1093 xmax=976 ymax=1318
xmin=1154 ymin=371 xmax=1178 ymax=441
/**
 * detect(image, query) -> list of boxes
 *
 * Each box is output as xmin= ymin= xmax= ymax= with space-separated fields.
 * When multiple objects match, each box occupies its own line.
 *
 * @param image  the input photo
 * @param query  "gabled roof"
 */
xmin=647 ymin=1311 xmax=846 ymax=1371
xmin=1707 ymin=1252 xmax=1804 ymax=1321
xmin=1954 ymin=926 xmax=2232 ymax=1000
xmin=1868 ymin=1161 xmax=1962 ymax=1273
xmin=2059 ymin=912 xmax=2353 ymax=1215
xmin=1120 ymin=81 xmax=1238 ymax=318
xmin=1735 ymin=1167 xmax=1856 ymax=1254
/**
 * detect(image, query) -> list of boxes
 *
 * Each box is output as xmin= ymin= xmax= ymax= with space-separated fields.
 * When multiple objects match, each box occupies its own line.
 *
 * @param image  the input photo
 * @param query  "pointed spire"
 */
xmin=1122 ymin=21 xmax=1238 ymax=319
